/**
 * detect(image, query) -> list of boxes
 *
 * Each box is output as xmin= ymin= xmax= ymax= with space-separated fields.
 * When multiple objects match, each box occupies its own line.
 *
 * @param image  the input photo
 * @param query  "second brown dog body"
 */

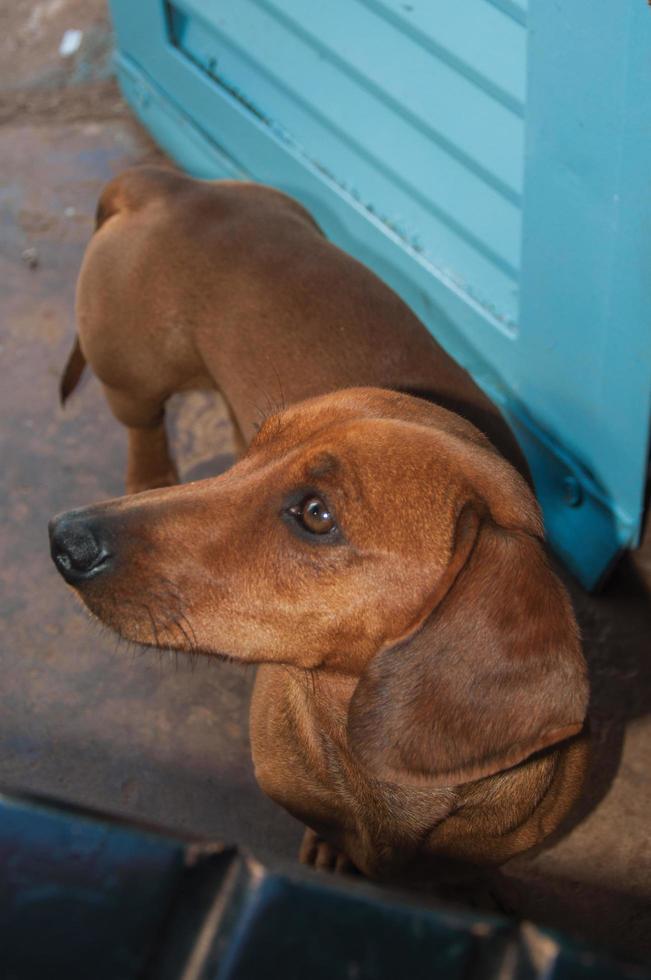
xmin=53 ymin=166 xmax=589 ymax=884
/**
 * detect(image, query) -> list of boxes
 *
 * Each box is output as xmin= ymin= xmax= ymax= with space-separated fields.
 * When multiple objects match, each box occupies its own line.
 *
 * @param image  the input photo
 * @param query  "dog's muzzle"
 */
xmin=49 ymin=510 xmax=113 ymax=584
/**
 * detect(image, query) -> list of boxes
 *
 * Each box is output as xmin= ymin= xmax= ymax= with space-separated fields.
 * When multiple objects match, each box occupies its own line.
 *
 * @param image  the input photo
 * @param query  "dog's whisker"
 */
xmin=171 ymin=612 xmax=193 ymax=654
xmin=270 ymin=359 xmax=287 ymax=414
xmin=144 ymin=603 xmax=161 ymax=649
xmin=180 ymin=609 xmax=200 ymax=653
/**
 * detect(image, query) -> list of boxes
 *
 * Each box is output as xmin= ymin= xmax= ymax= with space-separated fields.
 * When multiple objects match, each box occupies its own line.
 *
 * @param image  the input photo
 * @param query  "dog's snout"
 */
xmin=49 ymin=511 xmax=113 ymax=584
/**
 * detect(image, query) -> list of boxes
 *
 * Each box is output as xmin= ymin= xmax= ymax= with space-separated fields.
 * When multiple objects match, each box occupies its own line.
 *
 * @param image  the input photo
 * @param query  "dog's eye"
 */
xmin=289 ymin=496 xmax=337 ymax=535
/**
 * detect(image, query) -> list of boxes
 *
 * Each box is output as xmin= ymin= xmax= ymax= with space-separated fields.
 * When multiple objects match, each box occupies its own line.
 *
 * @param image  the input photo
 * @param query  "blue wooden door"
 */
xmin=107 ymin=0 xmax=651 ymax=589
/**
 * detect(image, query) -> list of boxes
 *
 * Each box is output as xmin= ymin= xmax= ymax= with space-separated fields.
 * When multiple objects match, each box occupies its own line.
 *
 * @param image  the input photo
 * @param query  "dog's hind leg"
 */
xmin=102 ymin=385 xmax=178 ymax=495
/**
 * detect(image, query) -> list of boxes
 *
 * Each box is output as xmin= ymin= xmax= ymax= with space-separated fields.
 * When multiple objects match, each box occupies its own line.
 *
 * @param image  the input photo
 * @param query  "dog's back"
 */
xmin=70 ymin=166 xmax=528 ymax=475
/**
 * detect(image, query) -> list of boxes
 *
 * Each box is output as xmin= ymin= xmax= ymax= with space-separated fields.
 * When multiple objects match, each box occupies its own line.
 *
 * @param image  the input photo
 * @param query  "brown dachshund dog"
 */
xmin=50 ymin=167 xmax=589 ymax=885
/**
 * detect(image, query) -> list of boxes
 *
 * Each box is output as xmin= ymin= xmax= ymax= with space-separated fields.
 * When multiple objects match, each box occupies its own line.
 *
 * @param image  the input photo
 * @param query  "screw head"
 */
xmin=135 ymin=83 xmax=150 ymax=108
xmin=562 ymin=476 xmax=583 ymax=508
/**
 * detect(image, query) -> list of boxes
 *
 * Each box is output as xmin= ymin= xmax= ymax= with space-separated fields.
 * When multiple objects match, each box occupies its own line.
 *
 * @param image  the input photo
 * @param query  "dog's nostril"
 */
xmin=57 ymin=551 xmax=73 ymax=572
xmin=49 ymin=513 xmax=112 ymax=583
xmin=63 ymin=526 xmax=102 ymax=571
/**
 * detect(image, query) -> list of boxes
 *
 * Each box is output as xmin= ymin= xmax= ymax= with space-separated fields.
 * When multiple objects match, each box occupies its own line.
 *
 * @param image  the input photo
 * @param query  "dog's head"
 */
xmin=50 ymin=387 xmax=587 ymax=784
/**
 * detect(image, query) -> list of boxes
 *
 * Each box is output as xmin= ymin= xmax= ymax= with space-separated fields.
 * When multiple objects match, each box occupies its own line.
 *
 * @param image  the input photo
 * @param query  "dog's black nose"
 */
xmin=49 ymin=511 xmax=112 ymax=584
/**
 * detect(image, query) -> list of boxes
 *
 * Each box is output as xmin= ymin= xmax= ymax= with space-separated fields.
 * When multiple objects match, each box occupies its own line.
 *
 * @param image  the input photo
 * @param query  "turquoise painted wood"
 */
xmin=106 ymin=0 xmax=651 ymax=589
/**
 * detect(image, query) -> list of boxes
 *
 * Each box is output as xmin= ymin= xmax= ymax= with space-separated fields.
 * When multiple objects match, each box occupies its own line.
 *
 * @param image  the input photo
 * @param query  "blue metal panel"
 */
xmin=0 ymin=792 xmax=185 ymax=979
xmin=169 ymin=0 xmax=525 ymax=324
xmin=516 ymin=0 xmax=651 ymax=582
xmin=3 ymin=790 xmax=646 ymax=979
xmin=106 ymin=0 xmax=651 ymax=588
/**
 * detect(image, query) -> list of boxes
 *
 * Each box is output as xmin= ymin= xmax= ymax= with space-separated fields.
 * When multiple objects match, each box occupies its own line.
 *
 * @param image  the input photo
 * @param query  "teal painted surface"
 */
xmin=517 ymin=1 xmax=651 ymax=581
xmin=107 ymin=0 xmax=650 ymax=588
xmin=168 ymin=0 xmax=525 ymax=327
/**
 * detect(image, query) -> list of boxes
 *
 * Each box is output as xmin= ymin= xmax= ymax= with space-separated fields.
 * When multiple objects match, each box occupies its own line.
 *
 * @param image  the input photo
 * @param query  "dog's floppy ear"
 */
xmin=347 ymin=516 xmax=588 ymax=787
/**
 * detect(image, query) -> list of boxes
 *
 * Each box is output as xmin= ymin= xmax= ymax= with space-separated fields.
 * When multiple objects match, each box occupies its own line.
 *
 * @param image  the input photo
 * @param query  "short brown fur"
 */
xmin=55 ymin=167 xmax=589 ymax=884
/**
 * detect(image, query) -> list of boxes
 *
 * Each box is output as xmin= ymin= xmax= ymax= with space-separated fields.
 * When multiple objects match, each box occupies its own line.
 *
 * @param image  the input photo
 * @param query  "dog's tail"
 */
xmin=60 ymin=336 xmax=86 ymax=406
xmin=61 ymin=168 xmax=180 ymax=406
xmin=60 ymin=179 xmax=118 ymax=406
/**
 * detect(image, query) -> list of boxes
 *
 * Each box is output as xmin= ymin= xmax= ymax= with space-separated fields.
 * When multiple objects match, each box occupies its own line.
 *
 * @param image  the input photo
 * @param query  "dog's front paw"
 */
xmin=299 ymin=828 xmax=358 ymax=875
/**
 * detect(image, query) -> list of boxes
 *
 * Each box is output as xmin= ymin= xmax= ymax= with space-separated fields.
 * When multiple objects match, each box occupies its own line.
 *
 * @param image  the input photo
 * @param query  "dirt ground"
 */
xmin=0 ymin=0 xmax=649 ymax=967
